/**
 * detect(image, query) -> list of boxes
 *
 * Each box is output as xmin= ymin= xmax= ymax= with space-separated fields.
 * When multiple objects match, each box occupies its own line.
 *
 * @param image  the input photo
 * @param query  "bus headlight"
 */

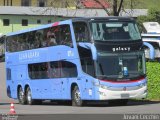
xmin=98 ymin=91 xmax=106 ymax=96
xmin=92 ymin=80 xmax=100 ymax=86
xmin=92 ymin=81 xmax=108 ymax=89
xmin=99 ymin=84 xmax=108 ymax=89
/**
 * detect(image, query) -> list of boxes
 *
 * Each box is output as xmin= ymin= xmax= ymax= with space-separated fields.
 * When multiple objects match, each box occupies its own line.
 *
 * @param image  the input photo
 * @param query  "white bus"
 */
xmin=142 ymin=22 xmax=160 ymax=61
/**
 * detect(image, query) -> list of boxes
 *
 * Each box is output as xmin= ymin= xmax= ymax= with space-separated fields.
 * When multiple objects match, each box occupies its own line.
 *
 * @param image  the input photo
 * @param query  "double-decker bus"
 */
xmin=5 ymin=17 xmax=147 ymax=106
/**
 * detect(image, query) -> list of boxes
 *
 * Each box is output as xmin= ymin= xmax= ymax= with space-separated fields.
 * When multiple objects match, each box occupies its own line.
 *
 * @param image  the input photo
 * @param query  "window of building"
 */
xmin=37 ymin=19 xmax=41 ymax=24
xmin=22 ymin=19 xmax=28 ymax=26
xmin=48 ymin=20 xmax=51 ymax=23
xmin=3 ymin=19 xmax=10 ymax=26
xmin=4 ymin=0 xmax=12 ymax=6
xmin=21 ymin=0 xmax=31 ymax=6
xmin=37 ymin=0 xmax=47 ymax=7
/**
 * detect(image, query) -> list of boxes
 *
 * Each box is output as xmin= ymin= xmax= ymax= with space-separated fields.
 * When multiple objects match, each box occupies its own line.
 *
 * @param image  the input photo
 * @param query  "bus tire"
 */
xmin=18 ymin=87 xmax=26 ymax=105
xmin=26 ymin=87 xmax=34 ymax=105
xmin=72 ymin=86 xmax=84 ymax=106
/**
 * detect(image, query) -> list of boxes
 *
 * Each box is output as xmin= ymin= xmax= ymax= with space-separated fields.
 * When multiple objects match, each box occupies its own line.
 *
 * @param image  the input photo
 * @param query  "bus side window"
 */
xmin=7 ymin=68 xmax=11 ymax=80
xmin=73 ymin=22 xmax=89 ymax=42
xmin=50 ymin=61 xmax=60 ymax=78
xmin=60 ymin=25 xmax=72 ymax=47
xmin=47 ymin=28 xmax=57 ymax=46
xmin=28 ymin=62 xmax=49 ymax=79
xmin=61 ymin=61 xmax=78 ymax=78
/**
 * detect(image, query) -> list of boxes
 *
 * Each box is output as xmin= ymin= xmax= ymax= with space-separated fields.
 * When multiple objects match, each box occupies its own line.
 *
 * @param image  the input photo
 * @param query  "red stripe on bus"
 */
xmin=100 ymin=78 xmax=145 ymax=83
xmin=52 ymin=22 xmax=59 ymax=26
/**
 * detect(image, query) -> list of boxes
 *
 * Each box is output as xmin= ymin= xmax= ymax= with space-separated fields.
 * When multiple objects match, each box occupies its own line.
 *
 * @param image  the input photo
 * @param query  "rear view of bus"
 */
xmin=73 ymin=17 xmax=147 ymax=106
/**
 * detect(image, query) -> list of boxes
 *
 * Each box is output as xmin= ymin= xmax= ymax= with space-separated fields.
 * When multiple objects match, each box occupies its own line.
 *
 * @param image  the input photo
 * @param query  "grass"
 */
xmin=146 ymin=62 xmax=160 ymax=100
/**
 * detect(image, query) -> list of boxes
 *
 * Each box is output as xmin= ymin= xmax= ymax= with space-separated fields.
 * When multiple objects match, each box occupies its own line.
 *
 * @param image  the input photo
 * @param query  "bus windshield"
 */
xmin=96 ymin=51 xmax=145 ymax=80
xmin=90 ymin=21 xmax=141 ymax=41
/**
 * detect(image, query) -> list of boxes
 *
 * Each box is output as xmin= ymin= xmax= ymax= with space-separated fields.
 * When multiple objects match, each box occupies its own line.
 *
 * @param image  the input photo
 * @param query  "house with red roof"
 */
xmin=77 ymin=0 xmax=110 ymax=9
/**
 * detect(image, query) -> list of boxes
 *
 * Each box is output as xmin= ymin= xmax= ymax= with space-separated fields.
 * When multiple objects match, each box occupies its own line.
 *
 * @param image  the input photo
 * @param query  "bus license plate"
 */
xmin=121 ymin=94 xmax=129 ymax=98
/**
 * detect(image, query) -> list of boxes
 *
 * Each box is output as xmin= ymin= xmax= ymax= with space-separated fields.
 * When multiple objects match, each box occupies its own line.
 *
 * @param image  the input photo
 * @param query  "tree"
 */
xmin=112 ymin=0 xmax=124 ymax=16
xmin=137 ymin=7 xmax=160 ymax=32
xmin=46 ymin=0 xmax=125 ymax=16
xmin=34 ymin=0 xmax=139 ymax=17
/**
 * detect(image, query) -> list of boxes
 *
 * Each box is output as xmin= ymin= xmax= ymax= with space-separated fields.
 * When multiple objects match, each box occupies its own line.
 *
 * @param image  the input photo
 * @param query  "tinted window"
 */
xmin=50 ymin=61 xmax=60 ymax=78
xmin=50 ymin=61 xmax=77 ymax=78
xmin=73 ymin=22 xmax=90 ymax=42
xmin=28 ymin=62 xmax=49 ymax=79
xmin=90 ymin=21 xmax=141 ymax=41
xmin=6 ymin=24 xmax=73 ymax=52
xmin=7 ymin=68 xmax=11 ymax=80
xmin=81 ymin=58 xmax=94 ymax=76
xmin=61 ymin=61 xmax=78 ymax=77
xmin=28 ymin=61 xmax=77 ymax=79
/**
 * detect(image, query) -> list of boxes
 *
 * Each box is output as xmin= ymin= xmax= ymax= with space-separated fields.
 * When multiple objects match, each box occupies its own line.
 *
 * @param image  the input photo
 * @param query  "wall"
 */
xmin=0 ymin=0 xmax=75 ymax=7
xmin=0 ymin=15 xmax=64 ymax=34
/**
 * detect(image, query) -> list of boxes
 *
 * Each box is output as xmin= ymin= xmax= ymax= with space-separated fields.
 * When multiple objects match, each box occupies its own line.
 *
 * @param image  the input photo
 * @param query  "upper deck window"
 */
xmin=90 ymin=21 xmax=141 ymax=41
xmin=73 ymin=22 xmax=90 ymax=42
xmin=6 ymin=24 xmax=73 ymax=52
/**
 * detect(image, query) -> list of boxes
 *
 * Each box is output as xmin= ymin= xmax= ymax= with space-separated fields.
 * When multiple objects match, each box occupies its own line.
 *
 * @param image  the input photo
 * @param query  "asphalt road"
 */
xmin=0 ymin=62 xmax=160 ymax=115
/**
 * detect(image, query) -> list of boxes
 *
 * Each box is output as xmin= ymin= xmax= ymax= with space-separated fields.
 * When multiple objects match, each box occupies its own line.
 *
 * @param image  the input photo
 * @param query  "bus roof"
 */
xmin=6 ymin=17 xmax=135 ymax=36
xmin=143 ymin=22 xmax=160 ymax=34
xmin=6 ymin=19 xmax=72 ymax=36
xmin=72 ymin=16 xmax=135 ymax=22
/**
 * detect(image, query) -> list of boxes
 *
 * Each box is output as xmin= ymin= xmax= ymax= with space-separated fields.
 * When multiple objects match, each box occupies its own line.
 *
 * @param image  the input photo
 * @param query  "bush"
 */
xmin=146 ymin=62 xmax=160 ymax=100
xmin=136 ymin=7 xmax=160 ymax=32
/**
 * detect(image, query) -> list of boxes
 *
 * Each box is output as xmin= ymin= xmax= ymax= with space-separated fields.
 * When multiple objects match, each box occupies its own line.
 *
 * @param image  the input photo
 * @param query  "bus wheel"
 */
xmin=72 ymin=86 xmax=84 ymax=106
xmin=26 ymin=87 xmax=34 ymax=105
xmin=18 ymin=87 xmax=26 ymax=105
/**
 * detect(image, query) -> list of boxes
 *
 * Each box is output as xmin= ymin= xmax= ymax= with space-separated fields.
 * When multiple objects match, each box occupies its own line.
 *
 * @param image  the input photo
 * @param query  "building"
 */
xmin=0 ymin=0 xmax=147 ymax=35
xmin=0 ymin=6 xmax=65 ymax=34
xmin=0 ymin=0 xmax=62 ymax=7
xmin=0 ymin=0 xmax=110 ymax=8
xmin=0 ymin=0 xmax=110 ymax=34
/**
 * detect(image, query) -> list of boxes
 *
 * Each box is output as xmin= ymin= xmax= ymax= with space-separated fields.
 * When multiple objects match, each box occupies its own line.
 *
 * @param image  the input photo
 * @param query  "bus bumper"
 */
xmin=96 ymin=86 xmax=147 ymax=100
